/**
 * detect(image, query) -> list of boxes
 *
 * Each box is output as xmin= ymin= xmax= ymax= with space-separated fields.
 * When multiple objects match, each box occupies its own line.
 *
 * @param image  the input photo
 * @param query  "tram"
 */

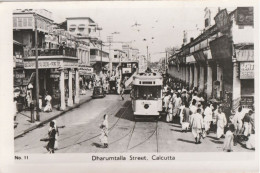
xmin=130 ymin=72 xmax=163 ymax=118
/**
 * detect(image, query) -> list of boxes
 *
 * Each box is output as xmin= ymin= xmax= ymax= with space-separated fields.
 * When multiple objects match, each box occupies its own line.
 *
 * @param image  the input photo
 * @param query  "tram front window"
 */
xmin=134 ymin=86 xmax=161 ymax=100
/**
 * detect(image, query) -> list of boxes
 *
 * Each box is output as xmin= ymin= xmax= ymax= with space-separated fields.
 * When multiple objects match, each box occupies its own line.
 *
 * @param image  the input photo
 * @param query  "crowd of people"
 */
xmin=162 ymin=76 xmax=255 ymax=151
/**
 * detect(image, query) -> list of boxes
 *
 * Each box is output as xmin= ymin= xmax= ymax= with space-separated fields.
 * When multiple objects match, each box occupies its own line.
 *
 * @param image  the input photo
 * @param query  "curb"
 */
xmin=14 ymin=96 xmax=92 ymax=139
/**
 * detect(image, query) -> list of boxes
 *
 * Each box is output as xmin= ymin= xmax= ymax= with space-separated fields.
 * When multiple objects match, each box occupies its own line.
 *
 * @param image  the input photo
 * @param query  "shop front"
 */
xmin=236 ymin=46 xmax=254 ymax=109
xmin=24 ymin=57 xmax=79 ymax=110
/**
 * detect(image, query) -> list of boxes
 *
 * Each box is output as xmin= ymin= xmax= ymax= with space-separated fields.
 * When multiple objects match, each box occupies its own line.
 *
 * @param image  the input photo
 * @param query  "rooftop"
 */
xmin=66 ymin=17 xmax=95 ymax=23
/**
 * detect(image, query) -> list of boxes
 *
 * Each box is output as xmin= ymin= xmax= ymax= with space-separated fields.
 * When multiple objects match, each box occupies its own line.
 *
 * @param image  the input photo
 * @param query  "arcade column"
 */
xmin=74 ymin=69 xmax=80 ymax=104
xmin=67 ymin=68 xmax=73 ymax=107
xmin=206 ymin=62 xmax=213 ymax=99
xmin=59 ymin=69 xmax=66 ymax=110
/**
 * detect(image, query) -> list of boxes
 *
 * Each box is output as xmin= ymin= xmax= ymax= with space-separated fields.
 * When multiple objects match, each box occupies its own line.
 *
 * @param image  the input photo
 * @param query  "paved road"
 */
xmin=15 ymin=94 xmax=254 ymax=153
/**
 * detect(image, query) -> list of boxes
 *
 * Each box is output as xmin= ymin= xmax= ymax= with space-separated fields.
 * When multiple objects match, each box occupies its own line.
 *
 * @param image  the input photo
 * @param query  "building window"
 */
xmin=28 ymin=18 xmax=32 ymax=27
xmin=90 ymin=49 xmax=97 ymax=55
xmin=18 ymin=18 xmax=22 ymax=27
xmin=114 ymin=55 xmax=117 ymax=58
xmin=69 ymin=28 xmax=76 ymax=32
xmin=13 ymin=17 xmax=17 ymax=27
xmin=23 ymin=18 xmax=28 ymax=27
xmin=78 ymin=28 xmax=84 ymax=32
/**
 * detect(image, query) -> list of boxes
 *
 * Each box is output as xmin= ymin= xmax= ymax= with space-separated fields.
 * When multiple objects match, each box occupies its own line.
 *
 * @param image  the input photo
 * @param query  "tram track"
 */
xmin=57 ymin=101 xmax=132 ymax=151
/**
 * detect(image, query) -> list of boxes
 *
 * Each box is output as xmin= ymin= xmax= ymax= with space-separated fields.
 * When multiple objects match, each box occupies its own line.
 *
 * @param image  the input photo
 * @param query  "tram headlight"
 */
xmin=144 ymin=104 xmax=149 ymax=109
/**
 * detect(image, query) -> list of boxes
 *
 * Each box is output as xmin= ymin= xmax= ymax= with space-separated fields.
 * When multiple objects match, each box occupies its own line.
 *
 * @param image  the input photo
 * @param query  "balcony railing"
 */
xmin=25 ymin=47 xmax=77 ymax=58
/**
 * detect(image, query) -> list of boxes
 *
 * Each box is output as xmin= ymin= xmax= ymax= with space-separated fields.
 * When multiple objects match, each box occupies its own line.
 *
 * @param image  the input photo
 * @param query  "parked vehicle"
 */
xmin=92 ymin=86 xmax=106 ymax=98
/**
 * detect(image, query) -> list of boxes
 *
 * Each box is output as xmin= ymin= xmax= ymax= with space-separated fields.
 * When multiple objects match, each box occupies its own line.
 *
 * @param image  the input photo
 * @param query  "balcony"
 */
xmin=25 ymin=47 xmax=77 ymax=59
xmin=90 ymin=55 xmax=109 ymax=63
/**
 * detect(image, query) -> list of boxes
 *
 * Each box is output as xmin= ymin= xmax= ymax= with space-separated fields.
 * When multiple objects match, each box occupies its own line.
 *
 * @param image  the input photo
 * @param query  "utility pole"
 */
xmin=34 ymin=13 xmax=40 ymax=121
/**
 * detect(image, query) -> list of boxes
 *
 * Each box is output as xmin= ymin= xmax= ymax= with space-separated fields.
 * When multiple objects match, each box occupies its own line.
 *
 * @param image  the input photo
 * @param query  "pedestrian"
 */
xmin=179 ymin=102 xmax=185 ymax=125
xmin=189 ymin=99 xmax=197 ymax=115
xmin=223 ymin=124 xmax=235 ymax=152
xmin=39 ymin=95 xmax=42 ymax=111
xmin=243 ymin=110 xmax=253 ymax=137
xmin=53 ymin=120 xmax=59 ymax=150
xmin=203 ymin=103 xmax=213 ymax=134
xmin=46 ymin=121 xmax=56 ymax=153
xmin=30 ymin=100 xmax=35 ymax=122
xmin=246 ymin=131 xmax=255 ymax=150
xmin=190 ymin=108 xmax=204 ymax=144
xmin=26 ymin=92 xmax=32 ymax=109
xmin=181 ymin=102 xmax=191 ymax=132
xmin=100 ymin=114 xmax=109 ymax=148
xmin=44 ymin=91 xmax=52 ymax=112
xmin=120 ymin=83 xmax=125 ymax=100
xmin=166 ymin=94 xmax=173 ymax=122
xmin=173 ymin=93 xmax=182 ymax=117
xmin=216 ymin=107 xmax=227 ymax=139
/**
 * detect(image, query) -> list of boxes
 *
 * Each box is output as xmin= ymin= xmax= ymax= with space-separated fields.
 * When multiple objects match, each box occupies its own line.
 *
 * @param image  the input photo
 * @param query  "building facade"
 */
xmin=168 ymin=7 xmax=254 ymax=111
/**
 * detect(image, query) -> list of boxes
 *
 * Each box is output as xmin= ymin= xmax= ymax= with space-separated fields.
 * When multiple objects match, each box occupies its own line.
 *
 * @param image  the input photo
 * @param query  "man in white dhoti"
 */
xmin=216 ymin=107 xmax=227 ymax=139
xmin=166 ymin=96 xmax=173 ymax=122
xmin=203 ymin=103 xmax=213 ymax=135
xmin=182 ymin=102 xmax=191 ymax=132
xmin=190 ymin=108 xmax=204 ymax=144
xmin=173 ymin=93 xmax=182 ymax=117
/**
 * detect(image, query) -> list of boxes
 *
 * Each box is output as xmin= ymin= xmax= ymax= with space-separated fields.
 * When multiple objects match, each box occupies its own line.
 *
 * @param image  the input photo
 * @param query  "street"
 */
xmin=15 ymin=94 xmax=253 ymax=153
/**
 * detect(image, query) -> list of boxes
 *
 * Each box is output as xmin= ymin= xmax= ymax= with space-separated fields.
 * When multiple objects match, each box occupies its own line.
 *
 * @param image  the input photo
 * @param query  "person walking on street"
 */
xmin=120 ymin=83 xmax=125 ymax=100
xmin=181 ymin=102 xmax=192 ymax=132
xmin=166 ymin=94 xmax=173 ymax=122
xmin=204 ymin=103 xmax=213 ymax=134
xmin=243 ymin=110 xmax=253 ymax=138
xmin=223 ymin=124 xmax=235 ymax=152
xmin=100 ymin=114 xmax=109 ymax=148
xmin=190 ymin=108 xmax=204 ymax=144
xmin=216 ymin=107 xmax=227 ymax=139
xmin=46 ymin=121 xmax=56 ymax=154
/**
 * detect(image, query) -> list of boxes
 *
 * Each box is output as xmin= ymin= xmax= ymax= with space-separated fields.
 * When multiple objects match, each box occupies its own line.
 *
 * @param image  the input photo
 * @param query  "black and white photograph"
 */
xmin=0 ymin=1 xmax=259 ymax=173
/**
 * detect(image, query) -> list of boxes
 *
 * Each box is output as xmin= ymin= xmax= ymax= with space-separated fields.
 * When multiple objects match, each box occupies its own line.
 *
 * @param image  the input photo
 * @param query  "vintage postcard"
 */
xmin=0 ymin=0 xmax=258 ymax=173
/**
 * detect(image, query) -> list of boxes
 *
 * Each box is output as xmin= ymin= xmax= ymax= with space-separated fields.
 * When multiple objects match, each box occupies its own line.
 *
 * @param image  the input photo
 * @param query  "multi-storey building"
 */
xmin=168 ymin=7 xmax=254 ymax=112
xmin=66 ymin=17 xmax=109 ymax=76
xmin=13 ymin=9 xmax=81 ymax=111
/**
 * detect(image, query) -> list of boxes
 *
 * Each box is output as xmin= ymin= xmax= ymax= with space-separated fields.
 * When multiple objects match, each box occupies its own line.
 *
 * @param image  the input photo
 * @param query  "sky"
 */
xmin=48 ymin=3 xmax=235 ymax=62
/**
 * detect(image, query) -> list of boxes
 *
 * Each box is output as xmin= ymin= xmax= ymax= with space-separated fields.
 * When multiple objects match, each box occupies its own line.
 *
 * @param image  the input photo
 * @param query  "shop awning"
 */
xmin=13 ymin=40 xmax=24 ymax=46
xmin=209 ymin=35 xmax=232 ymax=61
xmin=193 ymin=51 xmax=206 ymax=64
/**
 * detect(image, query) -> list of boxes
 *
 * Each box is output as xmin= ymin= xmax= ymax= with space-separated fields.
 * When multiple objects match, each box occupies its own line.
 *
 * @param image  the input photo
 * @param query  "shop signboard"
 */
xmin=240 ymin=96 xmax=254 ymax=109
xmin=50 ymin=74 xmax=60 ymax=78
xmin=24 ymin=60 xmax=63 ymax=69
xmin=240 ymin=62 xmax=254 ymax=79
xmin=235 ymin=49 xmax=254 ymax=62
xmin=14 ymin=71 xmax=25 ymax=79
xmin=15 ymin=58 xmax=24 ymax=68
xmin=236 ymin=7 xmax=254 ymax=26
xmin=122 ymin=68 xmax=131 ymax=74
xmin=63 ymin=61 xmax=78 ymax=68
xmin=214 ymin=9 xmax=230 ymax=33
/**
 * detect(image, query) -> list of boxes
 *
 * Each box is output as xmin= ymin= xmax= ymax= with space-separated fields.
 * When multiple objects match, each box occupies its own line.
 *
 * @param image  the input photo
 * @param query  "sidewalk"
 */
xmin=14 ymin=90 xmax=93 ymax=139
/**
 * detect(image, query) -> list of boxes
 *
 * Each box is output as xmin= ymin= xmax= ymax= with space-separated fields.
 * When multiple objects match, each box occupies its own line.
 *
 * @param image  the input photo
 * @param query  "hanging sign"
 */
xmin=236 ymin=7 xmax=254 ymax=26
xmin=240 ymin=62 xmax=254 ymax=79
